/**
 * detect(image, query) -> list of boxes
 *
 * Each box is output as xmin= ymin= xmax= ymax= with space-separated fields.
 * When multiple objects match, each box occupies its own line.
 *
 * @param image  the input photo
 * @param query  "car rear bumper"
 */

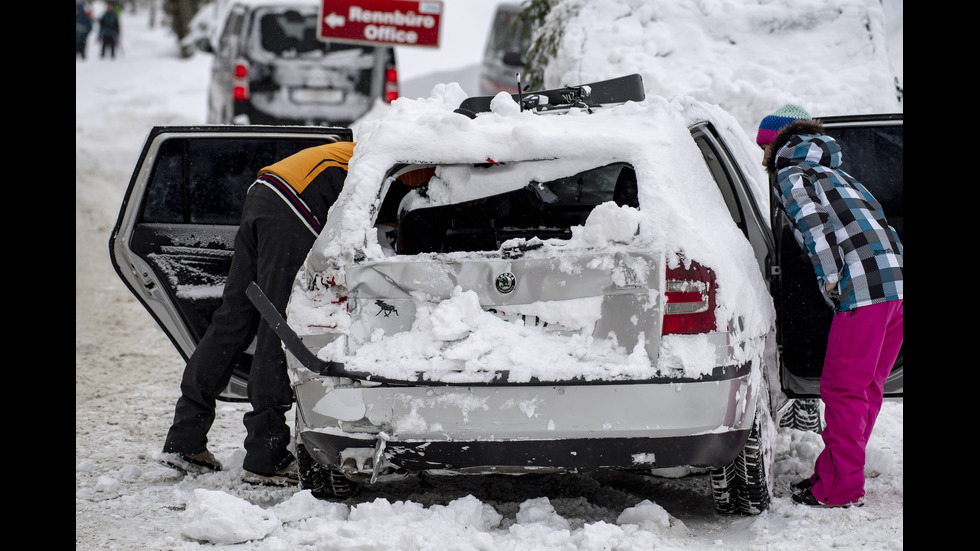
xmin=301 ymin=431 xmax=751 ymax=472
xmin=294 ymin=364 xmax=758 ymax=472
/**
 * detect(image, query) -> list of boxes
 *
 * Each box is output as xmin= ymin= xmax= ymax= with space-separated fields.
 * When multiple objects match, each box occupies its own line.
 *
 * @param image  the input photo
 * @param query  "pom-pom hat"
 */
xmin=757 ymin=104 xmax=812 ymax=146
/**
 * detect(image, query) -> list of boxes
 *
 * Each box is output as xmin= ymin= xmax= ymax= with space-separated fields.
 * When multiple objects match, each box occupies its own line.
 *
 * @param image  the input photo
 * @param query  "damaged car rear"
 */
xmin=278 ymin=77 xmax=780 ymax=514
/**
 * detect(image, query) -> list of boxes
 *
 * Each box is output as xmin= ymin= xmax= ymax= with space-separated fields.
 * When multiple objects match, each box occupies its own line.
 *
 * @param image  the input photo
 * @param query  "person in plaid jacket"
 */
xmin=758 ymin=105 xmax=903 ymax=508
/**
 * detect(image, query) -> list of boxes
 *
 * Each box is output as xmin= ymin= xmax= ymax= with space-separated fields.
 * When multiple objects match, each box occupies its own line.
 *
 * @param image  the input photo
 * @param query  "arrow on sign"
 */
xmin=324 ymin=12 xmax=346 ymax=28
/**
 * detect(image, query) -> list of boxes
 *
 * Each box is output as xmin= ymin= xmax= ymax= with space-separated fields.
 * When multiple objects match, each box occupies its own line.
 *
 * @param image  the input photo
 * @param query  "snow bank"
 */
xmin=536 ymin=0 xmax=902 ymax=138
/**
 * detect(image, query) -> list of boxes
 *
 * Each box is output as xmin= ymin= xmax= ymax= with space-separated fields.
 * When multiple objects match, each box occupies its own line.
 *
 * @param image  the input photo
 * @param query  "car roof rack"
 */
xmin=456 ymin=73 xmax=645 ymax=116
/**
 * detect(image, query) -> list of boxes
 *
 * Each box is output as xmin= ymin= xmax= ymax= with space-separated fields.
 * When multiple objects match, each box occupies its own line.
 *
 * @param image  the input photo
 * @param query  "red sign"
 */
xmin=319 ymin=0 xmax=443 ymax=48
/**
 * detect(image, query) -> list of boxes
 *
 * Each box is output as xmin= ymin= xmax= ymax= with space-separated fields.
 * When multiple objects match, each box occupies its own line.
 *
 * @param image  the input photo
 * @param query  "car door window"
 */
xmin=142 ymin=137 xmax=331 ymax=225
xmin=133 ymin=135 xmax=342 ymax=341
xmin=218 ymin=7 xmax=244 ymax=55
xmin=823 ymin=124 xmax=903 ymax=240
xmin=694 ymin=134 xmax=745 ymax=233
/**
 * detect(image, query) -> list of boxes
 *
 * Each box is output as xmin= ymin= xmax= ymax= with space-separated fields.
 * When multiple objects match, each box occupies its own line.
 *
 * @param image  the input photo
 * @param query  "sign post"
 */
xmin=319 ymin=0 xmax=443 ymax=48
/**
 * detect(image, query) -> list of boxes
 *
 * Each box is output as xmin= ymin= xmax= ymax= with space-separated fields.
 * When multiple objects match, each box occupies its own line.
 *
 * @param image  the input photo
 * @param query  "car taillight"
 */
xmin=384 ymin=66 xmax=398 ymax=103
xmin=662 ymin=259 xmax=717 ymax=335
xmin=233 ymin=61 xmax=249 ymax=102
xmin=326 ymin=276 xmax=348 ymax=306
xmin=307 ymin=275 xmax=348 ymax=329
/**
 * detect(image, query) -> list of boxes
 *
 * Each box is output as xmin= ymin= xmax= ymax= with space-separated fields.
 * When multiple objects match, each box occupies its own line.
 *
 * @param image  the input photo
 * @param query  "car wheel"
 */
xmin=296 ymin=443 xmax=362 ymax=500
xmin=710 ymin=395 xmax=774 ymax=515
xmin=778 ymin=398 xmax=824 ymax=433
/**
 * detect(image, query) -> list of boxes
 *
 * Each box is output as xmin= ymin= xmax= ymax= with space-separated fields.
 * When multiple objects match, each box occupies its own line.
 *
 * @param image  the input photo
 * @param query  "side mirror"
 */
xmin=195 ymin=37 xmax=214 ymax=53
xmin=502 ymin=51 xmax=525 ymax=67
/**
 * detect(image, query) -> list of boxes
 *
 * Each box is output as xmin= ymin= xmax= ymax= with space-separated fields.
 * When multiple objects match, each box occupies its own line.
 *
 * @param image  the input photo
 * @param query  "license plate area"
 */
xmin=484 ymin=307 xmax=552 ymax=329
xmin=291 ymin=87 xmax=345 ymax=104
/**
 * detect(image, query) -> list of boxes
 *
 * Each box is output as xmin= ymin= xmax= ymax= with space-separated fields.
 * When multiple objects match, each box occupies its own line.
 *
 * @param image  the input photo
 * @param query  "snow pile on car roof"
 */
xmin=289 ymin=86 xmax=775 ymax=380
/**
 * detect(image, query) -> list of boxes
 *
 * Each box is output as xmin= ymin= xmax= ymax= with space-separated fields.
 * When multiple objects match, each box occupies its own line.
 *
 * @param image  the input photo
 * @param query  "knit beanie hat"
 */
xmin=756 ymin=104 xmax=812 ymax=146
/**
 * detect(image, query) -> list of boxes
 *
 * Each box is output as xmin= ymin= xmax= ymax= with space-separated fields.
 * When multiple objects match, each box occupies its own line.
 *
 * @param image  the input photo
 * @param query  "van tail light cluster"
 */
xmin=233 ymin=60 xmax=250 ymax=102
xmin=384 ymin=66 xmax=399 ymax=103
xmin=662 ymin=259 xmax=717 ymax=335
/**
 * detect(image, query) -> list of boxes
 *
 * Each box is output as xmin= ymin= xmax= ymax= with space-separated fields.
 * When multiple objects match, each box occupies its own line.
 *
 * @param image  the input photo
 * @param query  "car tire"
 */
xmin=296 ymin=443 xmax=362 ymax=500
xmin=710 ymin=396 xmax=774 ymax=515
xmin=778 ymin=398 xmax=824 ymax=433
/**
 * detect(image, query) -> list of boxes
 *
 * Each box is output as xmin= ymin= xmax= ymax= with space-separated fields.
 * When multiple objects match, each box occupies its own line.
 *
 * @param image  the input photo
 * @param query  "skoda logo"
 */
xmin=495 ymin=272 xmax=517 ymax=294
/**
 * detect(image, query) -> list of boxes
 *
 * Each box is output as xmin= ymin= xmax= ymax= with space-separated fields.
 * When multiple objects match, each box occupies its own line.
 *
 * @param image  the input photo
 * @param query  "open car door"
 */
xmin=772 ymin=114 xmax=903 ymax=399
xmin=109 ymin=125 xmax=352 ymax=401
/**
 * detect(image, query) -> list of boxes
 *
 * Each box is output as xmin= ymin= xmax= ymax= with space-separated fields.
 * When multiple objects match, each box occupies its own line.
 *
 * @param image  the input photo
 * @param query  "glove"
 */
xmin=823 ymin=281 xmax=841 ymax=311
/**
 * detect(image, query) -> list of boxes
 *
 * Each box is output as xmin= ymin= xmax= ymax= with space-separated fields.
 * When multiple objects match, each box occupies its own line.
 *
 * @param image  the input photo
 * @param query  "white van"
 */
xmin=197 ymin=0 xmax=398 ymax=126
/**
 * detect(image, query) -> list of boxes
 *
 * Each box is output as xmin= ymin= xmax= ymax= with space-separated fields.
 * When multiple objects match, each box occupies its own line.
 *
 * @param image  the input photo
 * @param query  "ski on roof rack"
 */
xmin=457 ymin=73 xmax=645 ymax=115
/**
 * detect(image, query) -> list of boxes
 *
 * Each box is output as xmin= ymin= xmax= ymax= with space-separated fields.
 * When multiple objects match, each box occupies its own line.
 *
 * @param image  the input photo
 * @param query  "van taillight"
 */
xmin=384 ymin=66 xmax=399 ymax=103
xmin=662 ymin=260 xmax=717 ymax=335
xmin=233 ymin=61 xmax=249 ymax=102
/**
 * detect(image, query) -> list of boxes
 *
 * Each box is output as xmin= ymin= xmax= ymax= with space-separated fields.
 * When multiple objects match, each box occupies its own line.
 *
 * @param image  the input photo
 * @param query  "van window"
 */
xmin=255 ymin=9 xmax=370 ymax=57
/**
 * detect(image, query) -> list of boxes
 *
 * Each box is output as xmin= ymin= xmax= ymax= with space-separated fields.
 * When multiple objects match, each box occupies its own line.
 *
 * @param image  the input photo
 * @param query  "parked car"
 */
xmin=195 ymin=0 xmax=398 ymax=126
xmin=478 ymin=3 xmax=530 ymax=95
xmin=110 ymin=75 xmax=903 ymax=516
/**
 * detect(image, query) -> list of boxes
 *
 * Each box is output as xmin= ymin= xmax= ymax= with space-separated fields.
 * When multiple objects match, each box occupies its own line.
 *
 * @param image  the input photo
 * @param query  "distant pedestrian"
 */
xmin=76 ymin=2 xmax=93 ymax=59
xmin=98 ymin=2 xmax=121 ymax=59
xmin=758 ymin=104 xmax=903 ymax=508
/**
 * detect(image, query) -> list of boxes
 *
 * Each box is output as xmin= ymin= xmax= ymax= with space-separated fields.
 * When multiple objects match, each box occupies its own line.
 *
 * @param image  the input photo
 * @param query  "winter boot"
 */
xmin=242 ymin=460 xmax=300 ymax=487
xmin=160 ymin=449 xmax=223 ymax=475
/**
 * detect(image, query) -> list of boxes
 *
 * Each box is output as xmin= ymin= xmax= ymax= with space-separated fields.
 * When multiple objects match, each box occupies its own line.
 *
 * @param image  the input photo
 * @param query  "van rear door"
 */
xmin=109 ymin=125 xmax=352 ymax=401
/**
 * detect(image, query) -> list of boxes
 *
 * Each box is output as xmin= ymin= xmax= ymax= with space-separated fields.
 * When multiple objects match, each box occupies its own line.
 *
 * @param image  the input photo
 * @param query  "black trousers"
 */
xmin=100 ymin=36 xmax=117 ymax=58
xmin=163 ymin=183 xmax=316 ymax=475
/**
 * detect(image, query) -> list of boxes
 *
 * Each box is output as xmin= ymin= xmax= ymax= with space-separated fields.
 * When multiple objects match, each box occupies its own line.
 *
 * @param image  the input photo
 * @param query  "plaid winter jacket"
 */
xmin=772 ymin=133 xmax=903 ymax=312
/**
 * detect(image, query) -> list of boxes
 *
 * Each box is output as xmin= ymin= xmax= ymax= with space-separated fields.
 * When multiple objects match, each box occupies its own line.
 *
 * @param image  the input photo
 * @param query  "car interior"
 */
xmin=379 ymin=163 xmax=638 ymax=255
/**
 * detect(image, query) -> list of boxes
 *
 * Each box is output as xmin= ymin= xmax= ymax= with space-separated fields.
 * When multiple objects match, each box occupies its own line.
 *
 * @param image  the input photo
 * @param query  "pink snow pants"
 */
xmin=810 ymin=299 xmax=903 ymax=505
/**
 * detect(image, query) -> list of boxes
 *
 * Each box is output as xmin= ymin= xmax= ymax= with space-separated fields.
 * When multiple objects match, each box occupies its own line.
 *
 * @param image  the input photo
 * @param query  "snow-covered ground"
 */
xmin=76 ymin=1 xmax=903 ymax=549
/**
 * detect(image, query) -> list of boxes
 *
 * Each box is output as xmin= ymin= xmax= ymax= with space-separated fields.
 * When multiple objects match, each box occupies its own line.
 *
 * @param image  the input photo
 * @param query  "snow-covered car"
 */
xmin=110 ymin=75 xmax=902 ymax=516
xmin=270 ymin=77 xmax=782 ymax=517
xmin=195 ymin=0 xmax=398 ymax=126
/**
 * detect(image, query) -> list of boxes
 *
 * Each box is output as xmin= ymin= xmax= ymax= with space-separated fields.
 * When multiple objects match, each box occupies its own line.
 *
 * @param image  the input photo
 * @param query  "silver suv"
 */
xmin=261 ymin=75 xmax=780 ymax=515
xmin=197 ymin=0 xmax=398 ymax=126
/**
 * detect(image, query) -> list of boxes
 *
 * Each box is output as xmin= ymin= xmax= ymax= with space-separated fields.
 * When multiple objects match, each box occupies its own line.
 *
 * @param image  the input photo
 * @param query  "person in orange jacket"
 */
xmin=160 ymin=141 xmax=356 ymax=486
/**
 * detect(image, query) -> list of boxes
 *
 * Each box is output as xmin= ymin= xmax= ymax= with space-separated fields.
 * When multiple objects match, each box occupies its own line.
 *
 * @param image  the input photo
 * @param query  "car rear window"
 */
xmin=256 ymin=9 xmax=371 ymax=57
xmin=381 ymin=162 xmax=638 ymax=254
